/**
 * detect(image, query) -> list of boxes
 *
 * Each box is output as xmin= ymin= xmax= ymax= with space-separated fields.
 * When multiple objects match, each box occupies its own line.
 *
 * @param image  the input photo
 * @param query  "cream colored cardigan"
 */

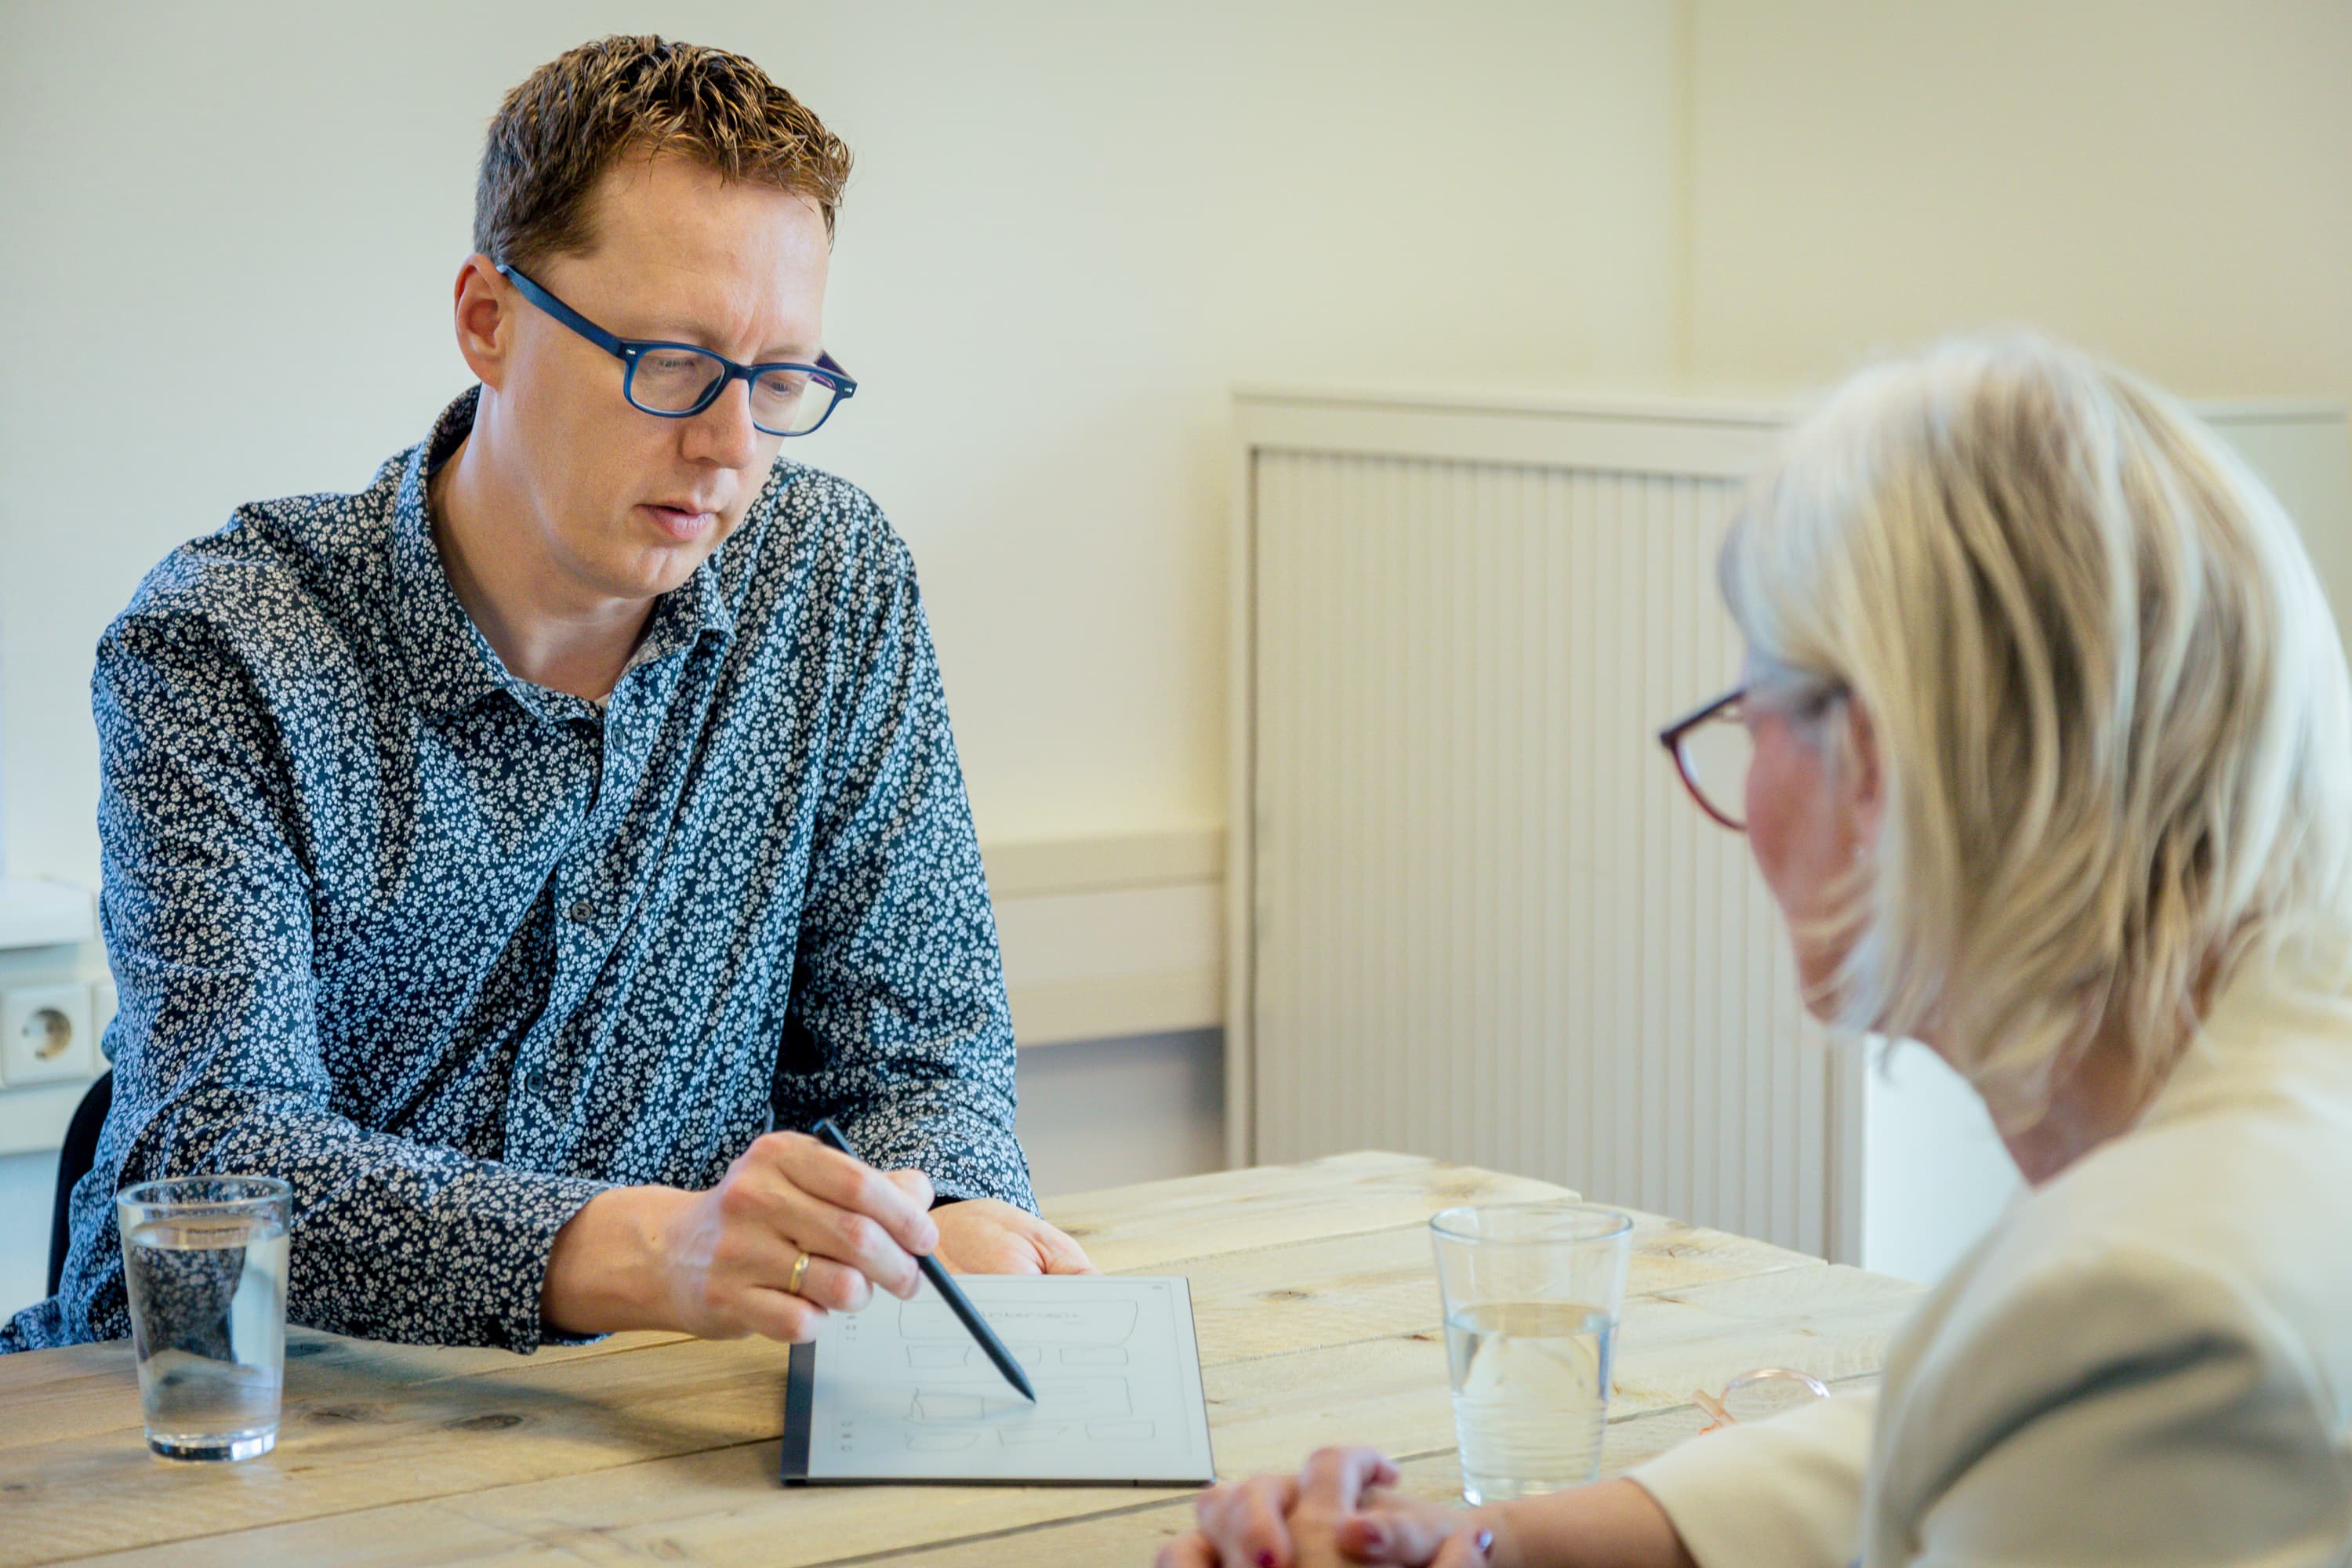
xmin=1632 ymin=953 xmax=2352 ymax=1566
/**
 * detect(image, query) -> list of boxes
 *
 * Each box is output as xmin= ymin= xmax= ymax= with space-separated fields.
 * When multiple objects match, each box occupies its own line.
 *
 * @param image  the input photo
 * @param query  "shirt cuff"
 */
xmin=1628 ymin=1391 xmax=1875 ymax=1568
xmin=837 ymin=1100 xmax=1037 ymax=1215
xmin=430 ymin=1167 xmax=615 ymax=1355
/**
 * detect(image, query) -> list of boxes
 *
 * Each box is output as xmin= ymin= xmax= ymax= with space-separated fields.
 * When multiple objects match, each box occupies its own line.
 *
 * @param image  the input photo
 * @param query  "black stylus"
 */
xmin=806 ymin=1117 xmax=1038 ymax=1403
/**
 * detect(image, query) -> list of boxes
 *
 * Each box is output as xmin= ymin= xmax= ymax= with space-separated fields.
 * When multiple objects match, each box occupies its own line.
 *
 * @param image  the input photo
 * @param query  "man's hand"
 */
xmin=543 ymin=1131 xmax=940 ymax=1341
xmin=931 ymin=1197 xmax=1096 ymax=1275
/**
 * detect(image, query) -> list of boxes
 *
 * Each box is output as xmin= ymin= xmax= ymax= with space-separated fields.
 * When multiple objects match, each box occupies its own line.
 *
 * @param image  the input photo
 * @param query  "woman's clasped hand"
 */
xmin=1157 ymin=1448 xmax=1498 ymax=1568
xmin=1158 ymin=1446 xmax=1703 ymax=1568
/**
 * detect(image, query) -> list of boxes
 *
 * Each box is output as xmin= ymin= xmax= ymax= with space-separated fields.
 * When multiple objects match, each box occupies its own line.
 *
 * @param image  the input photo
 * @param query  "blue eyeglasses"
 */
xmin=497 ymin=263 xmax=856 ymax=437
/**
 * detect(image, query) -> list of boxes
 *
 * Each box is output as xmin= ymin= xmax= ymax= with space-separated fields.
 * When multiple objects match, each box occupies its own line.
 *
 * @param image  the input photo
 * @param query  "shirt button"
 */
xmin=565 ymin=900 xmax=595 ymax=924
xmin=521 ymin=1065 xmax=546 ymax=1094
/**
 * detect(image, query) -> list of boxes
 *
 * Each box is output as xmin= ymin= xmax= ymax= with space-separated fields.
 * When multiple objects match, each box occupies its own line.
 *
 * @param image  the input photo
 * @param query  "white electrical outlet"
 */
xmin=1 ymin=981 xmax=95 ymax=1087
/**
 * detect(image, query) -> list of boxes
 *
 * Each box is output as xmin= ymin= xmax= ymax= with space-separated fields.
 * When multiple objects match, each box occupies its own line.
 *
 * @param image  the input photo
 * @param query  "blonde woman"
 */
xmin=1162 ymin=336 xmax=2352 ymax=1567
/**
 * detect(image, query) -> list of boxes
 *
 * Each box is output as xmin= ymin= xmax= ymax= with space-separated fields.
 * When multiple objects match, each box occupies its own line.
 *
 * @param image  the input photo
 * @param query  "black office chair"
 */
xmin=47 ymin=1070 xmax=112 ymax=1298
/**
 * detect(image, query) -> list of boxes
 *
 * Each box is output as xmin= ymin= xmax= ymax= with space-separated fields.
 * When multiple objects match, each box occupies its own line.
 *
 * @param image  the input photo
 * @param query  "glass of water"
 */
xmin=116 ymin=1175 xmax=291 ymax=1462
xmin=1429 ymin=1203 xmax=1634 ymax=1504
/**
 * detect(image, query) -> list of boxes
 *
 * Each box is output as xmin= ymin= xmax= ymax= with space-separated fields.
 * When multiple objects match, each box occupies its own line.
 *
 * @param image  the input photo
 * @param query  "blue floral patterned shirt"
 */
xmin=3 ymin=387 xmax=1033 ymax=1355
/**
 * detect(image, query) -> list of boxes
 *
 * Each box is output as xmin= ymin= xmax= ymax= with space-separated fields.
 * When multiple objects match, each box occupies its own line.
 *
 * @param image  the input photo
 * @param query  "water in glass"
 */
xmin=1445 ymin=1300 xmax=1616 ymax=1503
xmin=123 ymin=1214 xmax=288 ymax=1461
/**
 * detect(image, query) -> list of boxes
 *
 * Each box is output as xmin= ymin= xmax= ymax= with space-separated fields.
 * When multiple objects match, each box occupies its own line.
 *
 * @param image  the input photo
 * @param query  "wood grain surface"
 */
xmin=0 ymin=1152 xmax=1921 ymax=1566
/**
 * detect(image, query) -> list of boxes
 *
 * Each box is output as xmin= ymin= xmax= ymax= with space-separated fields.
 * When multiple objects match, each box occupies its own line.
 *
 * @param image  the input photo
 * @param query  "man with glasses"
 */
xmin=4 ymin=35 xmax=1088 ymax=1356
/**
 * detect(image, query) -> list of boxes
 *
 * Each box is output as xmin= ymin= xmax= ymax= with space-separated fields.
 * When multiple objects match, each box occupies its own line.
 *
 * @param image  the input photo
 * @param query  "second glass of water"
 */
xmin=1429 ymin=1203 xmax=1633 ymax=1504
xmin=117 ymin=1175 xmax=291 ymax=1462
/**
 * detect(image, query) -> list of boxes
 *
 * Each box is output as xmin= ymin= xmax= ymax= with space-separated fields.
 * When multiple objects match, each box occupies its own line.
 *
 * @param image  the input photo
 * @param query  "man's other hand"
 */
xmin=931 ymin=1197 xmax=1096 ymax=1275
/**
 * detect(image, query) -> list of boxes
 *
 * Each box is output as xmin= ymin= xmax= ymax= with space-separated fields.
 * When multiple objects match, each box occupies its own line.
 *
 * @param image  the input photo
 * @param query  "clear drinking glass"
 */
xmin=115 ymin=1175 xmax=291 ymax=1461
xmin=1430 ymin=1203 xmax=1634 ymax=1504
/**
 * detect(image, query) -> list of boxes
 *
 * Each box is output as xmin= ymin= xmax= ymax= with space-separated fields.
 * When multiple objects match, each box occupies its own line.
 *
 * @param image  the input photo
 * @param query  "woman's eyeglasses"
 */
xmin=1658 ymin=686 xmax=1751 ymax=832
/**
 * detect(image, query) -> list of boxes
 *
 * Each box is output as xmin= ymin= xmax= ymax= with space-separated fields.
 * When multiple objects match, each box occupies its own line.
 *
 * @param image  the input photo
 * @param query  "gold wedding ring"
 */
xmin=786 ymin=1250 xmax=813 ymax=1298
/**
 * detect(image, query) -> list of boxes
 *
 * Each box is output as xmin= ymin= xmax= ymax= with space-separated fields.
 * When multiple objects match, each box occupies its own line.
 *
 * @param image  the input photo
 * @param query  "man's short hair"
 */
xmin=474 ymin=34 xmax=853 ymax=271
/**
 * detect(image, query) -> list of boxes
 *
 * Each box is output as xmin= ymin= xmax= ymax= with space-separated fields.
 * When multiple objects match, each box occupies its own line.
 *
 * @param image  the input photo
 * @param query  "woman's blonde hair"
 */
xmin=1722 ymin=333 xmax=2352 ymax=1120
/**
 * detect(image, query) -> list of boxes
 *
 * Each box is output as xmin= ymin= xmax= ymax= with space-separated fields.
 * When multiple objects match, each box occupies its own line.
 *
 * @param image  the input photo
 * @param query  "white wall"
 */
xmin=1685 ymin=0 xmax=2352 ymax=405
xmin=0 ymin=0 xmax=1684 ymax=886
xmin=16 ymin=0 xmax=2342 ymax=869
xmin=1857 ymin=1044 xmax=2021 ymax=1284
xmin=1016 ymin=1030 xmax=1225 ymax=1201
xmin=0 ymin=1152 xmax=48 ymax=1321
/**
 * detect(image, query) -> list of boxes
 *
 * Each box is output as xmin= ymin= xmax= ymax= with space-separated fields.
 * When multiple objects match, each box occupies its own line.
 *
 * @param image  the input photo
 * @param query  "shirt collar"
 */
xmin=633 ymin=526 xmax=737 ymax=670
xmin=390 ymin=387 xmax=738 ymax=720
xmin=390 ymin=388 xmax=507 ymax=717
xmin=2138 ymin=932 xmax=2352 ymax=1135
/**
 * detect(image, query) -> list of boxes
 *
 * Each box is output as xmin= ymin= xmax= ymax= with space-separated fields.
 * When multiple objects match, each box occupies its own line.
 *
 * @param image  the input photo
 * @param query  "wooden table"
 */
xmin=2 ymin=1152 xmax=1921 ymax=1566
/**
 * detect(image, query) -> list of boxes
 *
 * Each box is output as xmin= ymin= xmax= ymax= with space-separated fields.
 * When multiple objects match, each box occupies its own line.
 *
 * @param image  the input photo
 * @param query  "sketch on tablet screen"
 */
xmin=898 ymin=1295 xmax=1139 ymax=1369
xmin=794 ymin=1276 xmax=1210 ymax=1483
